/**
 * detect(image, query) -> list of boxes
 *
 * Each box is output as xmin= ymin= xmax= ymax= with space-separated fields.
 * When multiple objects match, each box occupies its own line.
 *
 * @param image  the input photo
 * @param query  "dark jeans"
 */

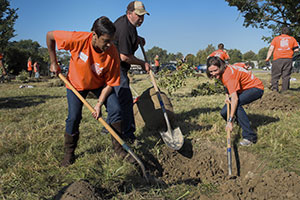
xmin=112 ymin=67 xmax=136 ymax=140
xmin=220 ymin=88 xmax=264 ymax=142
xmin=271 ymin=58 xmax=293 ymax=92
xmin=65 ymin=88 xmax=121 ymax=135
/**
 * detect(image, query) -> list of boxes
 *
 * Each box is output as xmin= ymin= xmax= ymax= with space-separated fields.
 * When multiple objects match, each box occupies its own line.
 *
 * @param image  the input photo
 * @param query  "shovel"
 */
xmin=226 ymin=102 xmax=233 ymax=175
xmin=58 ymin=73 xmax=149 ymax=182
xmin=140 ymin=44 xmax=184 ymax=150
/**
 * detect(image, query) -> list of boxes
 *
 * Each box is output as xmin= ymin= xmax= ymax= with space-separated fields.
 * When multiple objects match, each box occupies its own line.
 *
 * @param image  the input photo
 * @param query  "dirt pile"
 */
xmin=245 ymin=91 xmax=300 ymax=112
xmin=158 ymin=141 xmax=300 ymax=199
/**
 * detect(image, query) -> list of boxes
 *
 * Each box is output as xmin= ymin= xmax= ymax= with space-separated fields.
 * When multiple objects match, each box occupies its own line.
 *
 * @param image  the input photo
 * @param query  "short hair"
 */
xmin=218 ymin=43 xmax=224 ymax=49
xmin=91 ymin=16 xmax=116 ymax=37
xmin=206 ymin=56 xmax=226 ymax=79
xmin=127 ymin=1 xmax=135 ymax=13
xmin=282 ymin=27 xmax=290 ymax=35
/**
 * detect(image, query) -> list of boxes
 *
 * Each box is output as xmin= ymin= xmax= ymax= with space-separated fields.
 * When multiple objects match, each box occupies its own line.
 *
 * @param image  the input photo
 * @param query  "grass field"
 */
xmin=1 ymin=71 xmax=300 ymax=199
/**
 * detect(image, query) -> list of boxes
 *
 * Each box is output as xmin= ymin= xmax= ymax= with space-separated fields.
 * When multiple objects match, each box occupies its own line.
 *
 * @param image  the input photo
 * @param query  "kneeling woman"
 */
xmin=206 ymin=56 xmax=264 ymax=146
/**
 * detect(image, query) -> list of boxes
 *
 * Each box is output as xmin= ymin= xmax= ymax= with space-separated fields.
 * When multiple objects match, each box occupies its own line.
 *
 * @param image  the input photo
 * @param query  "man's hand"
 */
xmin=138 ymin=36 xmax=145 ymax=46
xmin=92 ymin=102 xmax=103 ymax=119
xmin=226 ymin=122 xmax=233 ymax=132
xmin=50 ymin=63 xmax=61 ymax=75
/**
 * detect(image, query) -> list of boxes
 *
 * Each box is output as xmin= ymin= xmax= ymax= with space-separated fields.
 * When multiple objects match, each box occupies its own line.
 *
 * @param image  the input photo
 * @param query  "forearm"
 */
xmin=46 ymin=31 xmax=58 ymax=64
xmin=120 ymin=54 xmax=147 ymax=70
xmin=266 ymin=46 xmax=274 ymax=61
xmin=229 ymin=93 xmax=238 ymax=119
xmin=97 ymin=85 xmax=113 ymax=106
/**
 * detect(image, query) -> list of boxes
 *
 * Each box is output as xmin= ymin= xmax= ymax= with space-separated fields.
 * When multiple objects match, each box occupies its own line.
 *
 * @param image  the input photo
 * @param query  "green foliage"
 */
xmin=145 ymin=46 xmax=183 ymax=64
xmin=225 ymin=0 xmax=300 ymax=42
xmin=243 ymin=50 xmax=257 ymax=61
xmin=227 ymin=49 xmax=243 ymax=64
xmin=15 ymin=70 xmax=29 ymax=82
xmin=257 ymin=47 xmax=269 ymax=61
xmin=196 ymin=44 xmax=215 ymax=64
xmin=0 ymin=0 xmax=18 ymax=52
xmin=191 ymin=79 xmax=224 ymax=96
xmin=157 ymin=60 xmax=194 ymax=95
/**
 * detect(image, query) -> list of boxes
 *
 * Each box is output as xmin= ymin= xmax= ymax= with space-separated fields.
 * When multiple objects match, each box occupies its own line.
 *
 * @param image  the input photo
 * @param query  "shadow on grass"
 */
xmin=248 ymin=113 xmax=280 ymax=129
xmin=0 ymin=95 xmax=63 ymax=109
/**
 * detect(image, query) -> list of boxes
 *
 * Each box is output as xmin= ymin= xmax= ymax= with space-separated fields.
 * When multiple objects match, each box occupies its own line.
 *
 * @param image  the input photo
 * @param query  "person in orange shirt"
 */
xmin=27 ymin=57 xmax=33 ymax=77
xmin=208 ymin=43 xmax=230 ymax=62
xmin=233 ymin=62 xmax=251 ymax=70
xmin=154 ymin=55 xmax=160 ymax=74
xmin=207 ymin=56 xmax=264 ymax=146
xmin=0 ymin=53 xmax=6 ymax=76
xmin=47 ymin=16 xmax=127 ymax=167
xmin=266 ymin=27 xmax=299 ymax=92
xmin=33 ymin=61 xmax=40 ymax=79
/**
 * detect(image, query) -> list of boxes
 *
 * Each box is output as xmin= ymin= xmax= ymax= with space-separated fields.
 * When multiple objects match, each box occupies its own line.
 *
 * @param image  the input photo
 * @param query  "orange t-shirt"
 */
xmin=33 ymin=62 xmax=39 ymax=72
xmin=271 ymin=34 xmax=299 ymax=60
xmin=221 ymin=65 xmax=264 ymax=95
xmin=53 ymin=31 xmax=120 ymax=91
xmin=209 ymin=49 xmax=230 ymax=61
xmin=154 ymin=58 xmax=159 ymax=67
xmin=27 ymin=60 xmax=32 ymax=71
xmin=233 ymin=62 xmax=247 ymax=69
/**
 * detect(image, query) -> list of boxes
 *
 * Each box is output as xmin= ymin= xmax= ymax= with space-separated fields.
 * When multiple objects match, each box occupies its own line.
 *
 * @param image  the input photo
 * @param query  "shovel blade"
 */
xmin=160 ymin=127 xmax=184 ymax=150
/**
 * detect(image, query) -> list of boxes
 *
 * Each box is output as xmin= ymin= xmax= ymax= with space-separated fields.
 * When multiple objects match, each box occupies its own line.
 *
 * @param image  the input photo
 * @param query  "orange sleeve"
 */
xmin=53 ymin=30 xmax=75 ymax=51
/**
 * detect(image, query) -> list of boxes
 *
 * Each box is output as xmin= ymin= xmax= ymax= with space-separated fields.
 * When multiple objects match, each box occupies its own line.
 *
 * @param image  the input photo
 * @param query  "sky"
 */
xmin=9 ymin=0 xmax=272 ymax=58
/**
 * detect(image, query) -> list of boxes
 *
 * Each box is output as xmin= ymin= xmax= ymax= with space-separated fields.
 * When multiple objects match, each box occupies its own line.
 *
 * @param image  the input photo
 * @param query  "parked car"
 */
xmin=194 ymin=64 xmax=207 ymax=73
xmin=159 ymin=63 xmax=177 ymax=72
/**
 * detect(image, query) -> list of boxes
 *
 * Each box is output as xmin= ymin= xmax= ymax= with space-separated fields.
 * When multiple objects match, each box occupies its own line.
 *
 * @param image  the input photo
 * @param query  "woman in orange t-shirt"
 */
xmin=27 ymin=57 xmax=33 ymax=77
xmin=207 ymin=56 xmax=264 ymax=146
xmin=46 ymin=16 xmax=127 ymax=167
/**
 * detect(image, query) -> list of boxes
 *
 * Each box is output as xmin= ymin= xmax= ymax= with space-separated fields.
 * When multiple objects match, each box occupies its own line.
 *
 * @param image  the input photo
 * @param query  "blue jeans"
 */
xmin=65 ymin=88 xmax=121 ymax=135
xmin=220 ymin=88 xmax=264 ymax=142
xmin=112 ymin=67 xmax=136 ymax=140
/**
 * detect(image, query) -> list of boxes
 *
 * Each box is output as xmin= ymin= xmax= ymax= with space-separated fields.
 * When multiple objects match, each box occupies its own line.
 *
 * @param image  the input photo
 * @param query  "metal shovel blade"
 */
xmin=160 ymin=127 xmax=184 ymax=150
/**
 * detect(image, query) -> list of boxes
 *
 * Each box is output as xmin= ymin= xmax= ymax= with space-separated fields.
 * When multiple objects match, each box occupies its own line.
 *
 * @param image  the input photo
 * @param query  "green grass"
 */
xmin=1 ymin=72 xmax=300 ymax=199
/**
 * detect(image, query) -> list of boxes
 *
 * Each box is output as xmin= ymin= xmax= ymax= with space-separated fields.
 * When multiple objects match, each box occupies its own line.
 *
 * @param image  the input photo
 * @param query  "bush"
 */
xmin=191 ymin=79 xmax=224 ymax=96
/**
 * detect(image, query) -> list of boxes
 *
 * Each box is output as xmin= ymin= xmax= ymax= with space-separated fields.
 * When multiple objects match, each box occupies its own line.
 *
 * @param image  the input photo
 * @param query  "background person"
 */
xmin=112 ymin=1 xmax=151 ymax=144
xmin=27 ymin=57 xmax=33 ymax=77
xmin=208 ymin=43 xmax=230 ymax=62
xmin=33 ymin=61 xmax=40 ymax=79
xmin=46 ymin=16 xmax=127 ymax=167
xmin=0 ymin=53 xmax=6 ymax=76
xmin=206 ymin=56 xmax=264 ymax=146
xmin=266 ymin=27 xmax=299 ymax=92
xmin=154 ymin=54 xmax=160 ymax=74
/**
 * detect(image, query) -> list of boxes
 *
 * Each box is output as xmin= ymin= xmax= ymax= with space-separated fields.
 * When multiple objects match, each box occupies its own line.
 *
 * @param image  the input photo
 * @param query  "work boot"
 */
xmin=61 ymin=132 xmax=79 ymax=167
xmin=110 ymin=121 xmax=136 ymax=164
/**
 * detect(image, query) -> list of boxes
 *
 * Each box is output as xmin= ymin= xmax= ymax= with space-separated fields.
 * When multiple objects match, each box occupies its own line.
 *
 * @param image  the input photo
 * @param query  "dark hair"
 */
xmin=127 ymin=1 xmax=135 ymax=13
xmin=206 ymin=56 xmax=226 ymax=78
xmin=218 ymin=43 xmax=224 ymax=49
xmin=91 ymin=16 xmax=116 ymax=37
xmin=281 ymin=27 xmax=290 ymax=35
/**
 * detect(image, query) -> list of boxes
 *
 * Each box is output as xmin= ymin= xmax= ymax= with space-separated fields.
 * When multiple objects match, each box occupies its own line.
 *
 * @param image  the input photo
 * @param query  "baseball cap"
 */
xmin=127 ymin=1 xmax=149 ymax=16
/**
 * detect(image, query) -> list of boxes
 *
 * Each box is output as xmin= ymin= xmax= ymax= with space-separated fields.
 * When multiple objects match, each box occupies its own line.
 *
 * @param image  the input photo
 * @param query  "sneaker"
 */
xmin=239 ymin=139 xmax=254 ymax=146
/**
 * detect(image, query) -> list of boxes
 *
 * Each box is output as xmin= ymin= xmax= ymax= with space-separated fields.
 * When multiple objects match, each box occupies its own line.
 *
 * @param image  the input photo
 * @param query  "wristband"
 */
xmin=227 ymin=117 xmax=233 ymax=123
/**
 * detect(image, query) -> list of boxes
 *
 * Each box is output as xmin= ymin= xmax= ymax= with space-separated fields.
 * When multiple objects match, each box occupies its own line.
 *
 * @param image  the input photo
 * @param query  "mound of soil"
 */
xmin=245 ymin=91 xmax=300 ymax=112
xmin=57 ymin=180 xmax=103 ymax=200
xmin=158 ymin=141 xmax=300 ymax=199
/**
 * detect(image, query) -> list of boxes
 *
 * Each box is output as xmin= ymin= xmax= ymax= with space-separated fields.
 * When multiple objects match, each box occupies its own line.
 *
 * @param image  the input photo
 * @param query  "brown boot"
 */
xmin=110 ymin=121 xmax=136 ymax=164
xmin=61 ymin=132 xmax=79 ymax=167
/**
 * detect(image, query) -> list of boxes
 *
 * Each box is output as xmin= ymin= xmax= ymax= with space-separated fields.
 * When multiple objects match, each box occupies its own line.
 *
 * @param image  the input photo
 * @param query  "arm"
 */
xmin=92 ymin=85 xmax=113 ymax=119
xmin=265 ymin=45 xmax=274 ymax=61
xmin=120 ymin=53 xmax=151 ymax=72
xmin=46 ymin=31 xmax=60 ymax=75
xmin=226 ymin=91 xmax=238 ymax=132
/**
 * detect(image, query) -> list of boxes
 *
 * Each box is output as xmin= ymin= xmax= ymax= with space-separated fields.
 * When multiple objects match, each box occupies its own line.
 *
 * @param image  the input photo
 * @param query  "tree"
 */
xmin=227 ymin=49 xmax=243 ymax=64
xmin=257 ymin=47 xmax=269 ymax=61
xmin=196 ymin=44 xmax=215 ymax=64
xmin=243 ymin=50 xmax=257 ymax=61
xmin=0 ymin=0 xmax=18 ymax=52
xmin=225 ymin=0 xmax=300 ymax=42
